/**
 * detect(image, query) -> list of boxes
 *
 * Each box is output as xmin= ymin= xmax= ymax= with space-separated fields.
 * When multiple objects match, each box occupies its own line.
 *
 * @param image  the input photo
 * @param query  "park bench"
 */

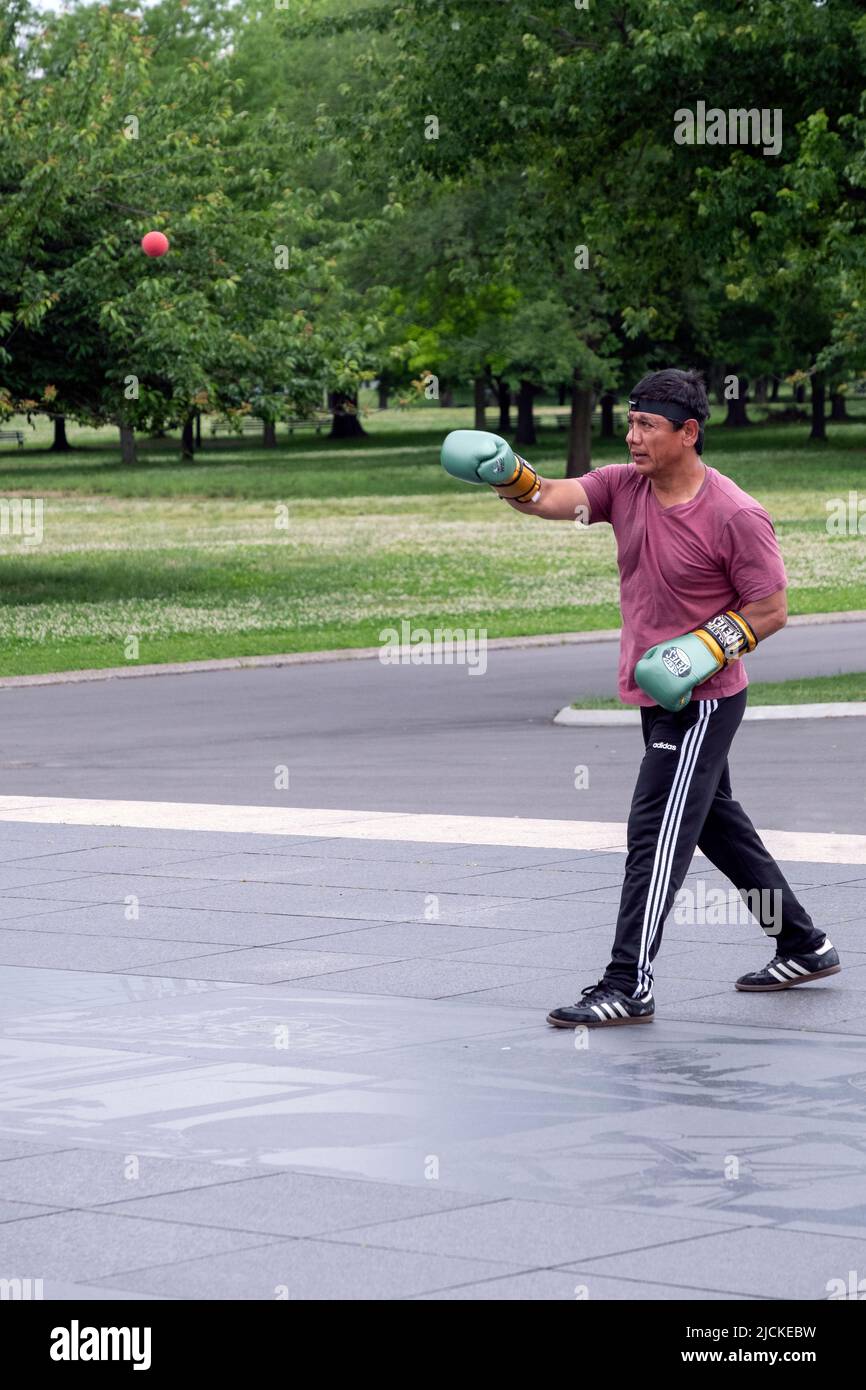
xmin=286 ymin=416 xmax=330 ymax=434
xmin=0 ymin=429 xmax=24 ymax=447
xmin=209 ymin=417 xmax=264 ymax=437
xmin=535 ymin=412 xmax=572 ymax=430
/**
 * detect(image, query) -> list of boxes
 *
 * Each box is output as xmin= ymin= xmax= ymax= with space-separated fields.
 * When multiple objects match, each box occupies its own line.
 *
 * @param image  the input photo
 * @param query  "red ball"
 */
xmin=141 ymin=231 xmax=169 ymax=258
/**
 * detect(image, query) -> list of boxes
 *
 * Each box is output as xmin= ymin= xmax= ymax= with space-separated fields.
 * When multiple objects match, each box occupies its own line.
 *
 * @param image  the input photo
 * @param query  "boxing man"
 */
xmin=441 ymin=367 xmax=839 ymax=1027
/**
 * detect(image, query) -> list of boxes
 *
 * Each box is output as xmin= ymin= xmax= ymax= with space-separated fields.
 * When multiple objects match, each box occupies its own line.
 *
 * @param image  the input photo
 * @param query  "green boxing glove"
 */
xmin=635 ymin=611 xmax=758 ymax=712
xmin=440 ymin=429 xmax=540 ymax=502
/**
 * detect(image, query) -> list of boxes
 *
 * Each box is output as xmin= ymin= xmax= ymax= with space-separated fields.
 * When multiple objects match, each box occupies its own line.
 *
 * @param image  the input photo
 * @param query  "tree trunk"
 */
xmin=181 ymin=416 xmax=195 ymax=459
xmin=195 ymin=411 xmax=202 ymax=447
xmin=830 ymin=390 xmax=848 ymax=421
xmin=473 ymin=376 xmax=487 ymax=431
xmin=439 ymin=387 xmax=454 ymax=407
xmin=495 ymin=379 xmax=511 ymax=434
xmin=566 ymin=377 xmax=593 ymax=477
xmin=600 ymin=391 xmax=616 ymax=439
xmin=723 ymin=378 xmax=750 ymax=427
xmin=753 ymin=376 xmax=767 ymax=403
xmin=770 ymin=377 xmax=780 ymax=401
xmin=377 ymin=380 xmax=389 ymax=411
xmin=708 ymin=362 xmax=726 ymax=406
xmin=119 ymin=422 xmax=137 ymax=467
xmin=329 ymin=392 xmax=366 ymax=438
xmin=794 ymin=383 xmax=806 ymax=404
xmin=809 ymin=372 xmax=826 ymax=441
xmin=515 ymin=379 xmax=537 ymax=446
xmin=50 ymin=415 xmax=71 ymax=451
xmin=263 ymin=419 xmax=277 ymax=447
xmin=557 ymin=383 xmax=567 ymax=406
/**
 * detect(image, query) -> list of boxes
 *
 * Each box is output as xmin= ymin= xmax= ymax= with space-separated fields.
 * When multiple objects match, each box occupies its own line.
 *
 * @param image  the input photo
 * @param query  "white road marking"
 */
xmin=0 ymin=796 xmax=862 ymax=863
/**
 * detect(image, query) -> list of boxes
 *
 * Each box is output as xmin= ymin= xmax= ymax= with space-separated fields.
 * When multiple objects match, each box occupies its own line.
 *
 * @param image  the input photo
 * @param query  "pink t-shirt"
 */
xmin=580 ymin=462 xmax=787 ymax=707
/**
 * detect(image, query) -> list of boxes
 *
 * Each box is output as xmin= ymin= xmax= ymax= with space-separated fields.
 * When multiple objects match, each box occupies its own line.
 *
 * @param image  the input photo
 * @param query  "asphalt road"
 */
xmin=0 ymin=621 xmax=861 ymax=832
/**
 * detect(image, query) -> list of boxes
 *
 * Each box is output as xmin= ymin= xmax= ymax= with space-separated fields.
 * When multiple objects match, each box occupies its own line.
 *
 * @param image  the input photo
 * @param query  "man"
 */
xmin=440 ymin=367 xmax=839 ymax=1028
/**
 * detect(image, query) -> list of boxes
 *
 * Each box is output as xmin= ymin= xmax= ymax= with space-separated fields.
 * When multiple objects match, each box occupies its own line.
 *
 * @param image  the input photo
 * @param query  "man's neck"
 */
xmin=650 ymin=456 xmax=706 ymax=507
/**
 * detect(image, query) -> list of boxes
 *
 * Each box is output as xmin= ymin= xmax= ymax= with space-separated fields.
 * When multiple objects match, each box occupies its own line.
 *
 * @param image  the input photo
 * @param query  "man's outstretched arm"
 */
xmin=440 ymin=429 xmax=592 ymax=522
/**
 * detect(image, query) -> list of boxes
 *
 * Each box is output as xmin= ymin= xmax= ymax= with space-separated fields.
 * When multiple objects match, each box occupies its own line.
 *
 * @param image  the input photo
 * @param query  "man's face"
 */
xmin=626 ymin=410 xmax=697 ymax=473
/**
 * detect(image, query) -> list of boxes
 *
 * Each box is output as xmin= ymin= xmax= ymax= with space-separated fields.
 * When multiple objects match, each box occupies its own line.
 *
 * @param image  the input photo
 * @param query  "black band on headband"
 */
xmin=628 ymin=396 xmax=696 ymax=426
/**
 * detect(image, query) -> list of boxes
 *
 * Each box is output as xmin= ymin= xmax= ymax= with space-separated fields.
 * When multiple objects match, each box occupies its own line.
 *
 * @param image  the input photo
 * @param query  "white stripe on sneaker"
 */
xmin=590 ymin=1004 xmax=608 ymax=1021
xmin=815 ymin=939 xmax=834 ymax=955
xmin=768 ymin=966 xmax=789 ymax=983
xmin=774 ymin=962 xmax=798 ymax=978
xmin=611 ymin=1001 xmax=628 ymax=1017
xmin=785 ymin=960 xmax=810 ymax=975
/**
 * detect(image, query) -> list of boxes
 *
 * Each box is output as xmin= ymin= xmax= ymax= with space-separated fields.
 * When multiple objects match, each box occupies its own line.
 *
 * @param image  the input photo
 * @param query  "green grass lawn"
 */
xmin=1 ymin=397 xmax=865 ymax=677
xmin=570 ymin=672 xmax=866 ymax=710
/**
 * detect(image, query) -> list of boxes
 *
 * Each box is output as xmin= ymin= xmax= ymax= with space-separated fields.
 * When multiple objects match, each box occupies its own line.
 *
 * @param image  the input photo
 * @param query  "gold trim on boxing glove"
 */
xmin=693 ymin=609 xmax=759 ymax=666
xmin=493 ymin=454 xmax=540 ymax=503
xmin=727 ymin=610 xmax=758 ymax=652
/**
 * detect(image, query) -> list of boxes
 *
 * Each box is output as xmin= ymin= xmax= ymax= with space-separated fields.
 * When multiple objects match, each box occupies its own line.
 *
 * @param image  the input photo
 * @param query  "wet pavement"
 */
xmin=0 ymin=819 xmax=864 ymax=1300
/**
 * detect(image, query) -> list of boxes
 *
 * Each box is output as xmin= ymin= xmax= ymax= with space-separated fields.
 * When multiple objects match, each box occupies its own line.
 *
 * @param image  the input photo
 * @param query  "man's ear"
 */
xmin=681 ymin=419 xmax=700 ymax=448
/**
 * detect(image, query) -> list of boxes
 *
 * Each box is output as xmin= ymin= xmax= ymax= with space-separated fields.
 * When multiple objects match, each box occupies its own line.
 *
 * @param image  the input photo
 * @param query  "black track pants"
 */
xmin=603 ymin=690 xmax=822 ymax=998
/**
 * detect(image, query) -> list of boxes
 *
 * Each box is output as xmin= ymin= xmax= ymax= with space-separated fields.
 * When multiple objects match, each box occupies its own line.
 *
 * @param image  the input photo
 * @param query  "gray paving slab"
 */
xmin=449 ymin=972 xmax=729 ymax=1011
xmin=797 ymin=883 xmax=866 ymax=925
xmin=317 ymin=1197 xmax=734 ymax=1266
xmin=39 ymin=1280 xmax=167 ymax=1300
xmin=663 ymin=987 xmax=866 ymax=1031
xmin=3 ymin=873 xmax=244 ymax=907
xmin=774 ymin=861 xmax=866 ymax=888
xmin=0 ymin=1198 xmax=64 ymax=1221
xmin=0 ymin=928 xmax=228 ymax=973
xmin=0 ymin=1137 xmax=75 ymax=1160
xmin=419 ymin=846 xmax=620 ymax=869
xmin=0 ymin=828 xmax=124 ymax=855
xmin=439 ymin=930 xmax=695 ymax=971
xmin=446 ymin=898 xmax=616 ymax=931
xmin=0 ymin=1148 xmax=277 ymax=1208
xmin=0 ymin=899 xmax=76 ymax=926
xmin=97 ymin=1237 xmax=527 ymax=1300
xmin=0 ymin=867 xmax=97 ymax=892
xmin=553 ymin=886 xmax=625 ymax=906
xmin=128 ymin=852 xmax=590 ymax=897
xmin=0 ymin=1209 xmax=275 ymax=1281
xmin=662 ymin=922 xmax=852 ymax=948
xmin=452 ymin=867 xmax=626 ymax=898
xmin=267 ymin=920 xmax=535 ymax=957
xmin=0 ymin=904 xmax=407 ymax=948
xmin=817 ymin=1011 xmax=866 ymax=1035
xmin=0 ymin=964 xmax=237 ymax=1021
xmin=415 ymin=1269 xmax=749 ymax=1300
xmin=104 ymin=1170 xmax=492 ymax=1237
xmin=1 ymin=846 xmax=219 ymax=875
xmin=656 ymin=940 xmax=852 ymax=984
xmin=561 ymin=1226 xmax=866 ymax=1300
xmin=52 ymin=877 xmax=518 ymax=924
xmin=134 ymin=946 xmax=410 ymax=984
xmin=279 ymin=958 xmax=559 ymax=999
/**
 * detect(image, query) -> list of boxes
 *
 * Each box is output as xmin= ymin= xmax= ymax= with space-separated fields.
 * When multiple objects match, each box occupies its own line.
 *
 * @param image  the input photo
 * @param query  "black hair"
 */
xmin=631 ymin=367 xmax=709 ymax=453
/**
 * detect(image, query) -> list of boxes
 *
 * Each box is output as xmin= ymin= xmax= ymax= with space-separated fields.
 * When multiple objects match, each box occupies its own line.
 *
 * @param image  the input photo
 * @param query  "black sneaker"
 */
xmin=547 ymin=980 xmax=655 ymax=1028
xmin=735 ymin=937 xmax=841 ymax=992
